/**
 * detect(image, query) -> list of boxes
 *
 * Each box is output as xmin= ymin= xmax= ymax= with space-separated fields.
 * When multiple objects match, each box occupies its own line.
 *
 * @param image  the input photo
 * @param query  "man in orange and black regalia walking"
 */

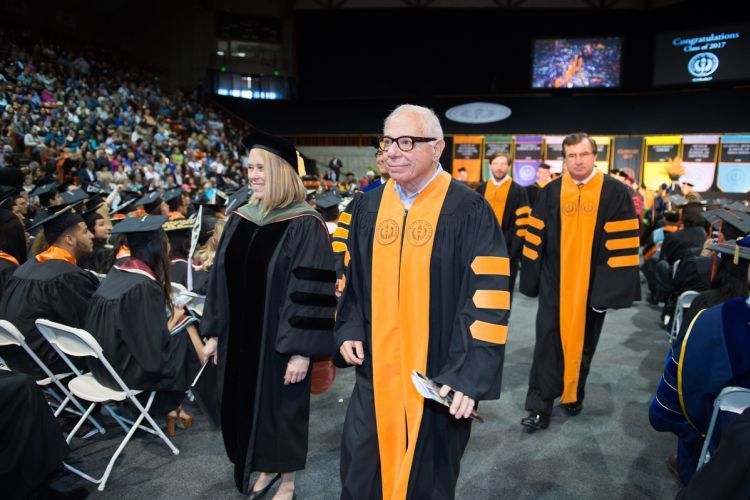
xmin=335 ymin=104 xmax=509 ymax=499
xmin=520 ymin=132 xmax=641 ymax=431
xmin=476 ymin=151 xmax=530 ymax=300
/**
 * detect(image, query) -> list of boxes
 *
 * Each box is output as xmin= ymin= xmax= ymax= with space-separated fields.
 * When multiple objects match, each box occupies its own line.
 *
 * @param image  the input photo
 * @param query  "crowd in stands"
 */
xmin=0 ymin=29 xmax=250 ymax=213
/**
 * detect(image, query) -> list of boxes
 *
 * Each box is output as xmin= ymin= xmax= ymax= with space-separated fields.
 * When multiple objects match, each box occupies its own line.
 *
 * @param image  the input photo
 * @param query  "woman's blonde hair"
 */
xmin=194 ymin=218 xmax=225 ymax=270
xmin=249 ymin=148 xmax=306 ymax=215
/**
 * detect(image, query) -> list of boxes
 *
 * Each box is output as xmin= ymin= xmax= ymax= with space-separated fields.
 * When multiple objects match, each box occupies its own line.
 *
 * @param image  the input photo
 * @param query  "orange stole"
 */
xmin=371 ymin=172 xmax=452 ymax=500
xmin=483 ymin=179 xmax=511 ymax=227
xmin=559 ymin=171 xmax=603 ymax=404
xmin=35 ymin=246 xmax=77 ymax=265
xmin=0 ymin=251 xmax=19 ymax=266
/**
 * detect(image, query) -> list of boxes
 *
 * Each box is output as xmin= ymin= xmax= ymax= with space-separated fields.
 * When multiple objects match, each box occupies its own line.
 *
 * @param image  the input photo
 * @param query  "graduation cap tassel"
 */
xmin=187 ymin=205 xmax=203 ymax=291
xmin=296 ymin=151 xmax=306 ymax=177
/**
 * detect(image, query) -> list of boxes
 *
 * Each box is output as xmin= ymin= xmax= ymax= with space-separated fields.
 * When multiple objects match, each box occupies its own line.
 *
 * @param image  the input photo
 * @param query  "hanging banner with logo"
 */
xmin=482 ymin=135 xmax=513 ymax=181
xmin=513 ymin=135 xmax=543 ymax=187
xmin=592 ymin=136 xmax=612 ymax=174
xmin=452 ymin=135 xmax=484 ymax=182
xmin=680 ymin=135 xmax=719 ymax=192
xmin=613 ymin=137 xmax=644 ymax=184
xmin=642 ymin=135 xmax=682 ymax=190
xmin=544 ymin=135 xmax=565 ymax=174
xmin=717 ymin=135 xmax=750 ymax=193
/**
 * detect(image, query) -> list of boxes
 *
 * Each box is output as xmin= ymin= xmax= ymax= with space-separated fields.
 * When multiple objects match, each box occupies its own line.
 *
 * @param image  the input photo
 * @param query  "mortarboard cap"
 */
xmin=315 ymin=191 xmax=342 ymax=210
xmin=0 ymin=186 xmax=21 ymax=208
xmin=60 ymin=188 xmax=89 ymax=206
xmin=27 ymin=203 xmax=85 ymax=244
xmin=162 ymin=218 xmax=195 ymax=232
xmin=110 ymin=215 xmax=169 ymax=235
xmin=709 ymin=235 xmax=750 ymax=264
xmin=30 ymin=182 xmax=59 ymax=198
xmin=134 ymin=191 xmax=164 ymax=213
xmin=711 ymin=209 xmax=750 ymax=241
xmin=163 ymin=187 xmax=183 ymax=204
xmin=241 ymin=129 xmax=305 ymax=176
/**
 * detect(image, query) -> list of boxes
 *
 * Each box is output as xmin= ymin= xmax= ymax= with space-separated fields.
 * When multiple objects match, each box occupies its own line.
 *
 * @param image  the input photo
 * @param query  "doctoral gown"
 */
xmin=335 ymin=173 xmax=509 ymax=500
xmin=201 ymin=201 xmax=336 ymax=494
xmin=85 ymin=259 xmax=198 ymax=393
xmin=650 ymin=297 xmax=750 ymax=484
xmin=0 ymin=251 xmax=99 ymax=377
xmin=520 ymin=172 xmax=641 ymax=407
xmin=477 ymin=178 xmax=530 ymax=294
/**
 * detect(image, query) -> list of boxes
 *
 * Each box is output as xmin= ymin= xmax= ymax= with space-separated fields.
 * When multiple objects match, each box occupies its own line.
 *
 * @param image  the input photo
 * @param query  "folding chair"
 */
xmin=697 ymin=386 xmax=750 ymax=470
xmin=35 ymin=319 xmax=179 ymax=491
xmin=668 ymin=290 xmax=700 ymax=343
xmin=0 ymin=320 xmax=105 ymax=436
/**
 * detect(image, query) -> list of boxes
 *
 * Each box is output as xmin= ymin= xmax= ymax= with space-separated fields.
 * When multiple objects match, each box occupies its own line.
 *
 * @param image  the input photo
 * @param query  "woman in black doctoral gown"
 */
xmin=85 ymin=215 xmax=203 ymax=436
xmin=202 ymin=131 xmax=337 ymax=499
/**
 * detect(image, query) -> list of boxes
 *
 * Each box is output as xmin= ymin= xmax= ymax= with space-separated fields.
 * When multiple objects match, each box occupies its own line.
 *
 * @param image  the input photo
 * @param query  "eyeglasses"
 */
xmin=378 ymin=135 xmax=437 ymax=152
xmin=565 ymin=152 xmax=595 ymax=161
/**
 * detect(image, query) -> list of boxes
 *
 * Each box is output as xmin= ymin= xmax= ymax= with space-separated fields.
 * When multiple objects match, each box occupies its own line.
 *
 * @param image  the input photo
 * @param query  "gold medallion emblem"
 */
xmin=376 ymin=219 xmax=400 ymax=245
xmin=582 ymin=201 xmax=596 ymax=216
xmin=406 ymin=220 xmax=434 ymax=246
xmin=563 ymin=201 xmax=577 ymax=216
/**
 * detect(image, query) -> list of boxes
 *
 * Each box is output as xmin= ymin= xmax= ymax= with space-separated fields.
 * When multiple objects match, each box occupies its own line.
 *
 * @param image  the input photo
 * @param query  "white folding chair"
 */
xmin=35 ymin=319 xmax=179 ymax=491
xmin=697 ymin=386 xmax=750 ymax=470
xmin=669 ymin=290 xmax=700 ymax=343
xmin=0 ymin=320 xmax=105 ymax=436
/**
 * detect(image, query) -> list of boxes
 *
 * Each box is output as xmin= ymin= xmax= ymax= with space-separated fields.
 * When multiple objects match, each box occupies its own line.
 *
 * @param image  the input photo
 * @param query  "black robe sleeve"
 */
xmin=590 ymin=180 xmax=642 ymax=309
xmin=432 ymin=197 xmax=509 ymax=401
xmin=506 ymin=183 xmax=530 ymax=259
xmin=275 ymin=216 xmax=337 ymax=358
xmin=334 ymin=197 xmax=368 ymax=348
xmin=201 ymin=215 xmax=241 ymax=339
xmin=519 ymin=183 xmax=549 ymax=298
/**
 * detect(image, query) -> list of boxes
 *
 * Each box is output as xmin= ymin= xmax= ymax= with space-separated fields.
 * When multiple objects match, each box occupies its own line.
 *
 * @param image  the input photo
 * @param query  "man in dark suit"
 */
xmin=328 ymin=155 xmax=343 ymax=182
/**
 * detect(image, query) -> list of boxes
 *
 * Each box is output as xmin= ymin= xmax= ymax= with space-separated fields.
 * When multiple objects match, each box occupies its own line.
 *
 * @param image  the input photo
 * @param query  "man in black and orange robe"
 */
xmin=336 ymin=105 xmax=508 ymax=499
xmin=476 ymin=151 xmax=530 ymax=298
xmin=520 ymin=133 xmax=641 ymax=431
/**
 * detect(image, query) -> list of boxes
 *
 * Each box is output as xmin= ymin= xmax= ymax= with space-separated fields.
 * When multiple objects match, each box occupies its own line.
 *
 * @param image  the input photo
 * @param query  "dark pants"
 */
xmin=525 ymin=304 xmax=606 ymax=416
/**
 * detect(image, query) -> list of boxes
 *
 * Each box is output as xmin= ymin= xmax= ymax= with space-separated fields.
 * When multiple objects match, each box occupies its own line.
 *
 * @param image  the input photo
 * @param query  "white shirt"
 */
xmin=490 ymin=175 xmax=511 ymax=187
xmin=573 ymin=168 xmax=598 ymax=186
xmin=394 ymin=164 xmax=443 ymax=211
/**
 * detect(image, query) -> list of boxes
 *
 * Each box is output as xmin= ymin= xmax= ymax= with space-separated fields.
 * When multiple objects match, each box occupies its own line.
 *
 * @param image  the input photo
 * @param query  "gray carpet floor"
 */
xmin=53 ymin=284 xmax=681 ymax=499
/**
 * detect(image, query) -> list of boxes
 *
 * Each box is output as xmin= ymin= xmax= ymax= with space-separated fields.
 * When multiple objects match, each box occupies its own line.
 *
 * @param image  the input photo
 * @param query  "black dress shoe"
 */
xmin=563 ymin=402 xmax=583 ymax=416
xmin=248 ymin=473 xmax=281 ymax=499
xmin=521 ymin=411 xmax=550 ymax=430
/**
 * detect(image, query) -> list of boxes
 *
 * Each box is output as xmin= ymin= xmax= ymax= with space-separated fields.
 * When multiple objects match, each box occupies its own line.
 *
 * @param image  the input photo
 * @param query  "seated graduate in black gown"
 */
xmin=0 ymin=371 xmax=70 ymax=499
xmin=202 ymin=130 xmax=337 ymax=499
xmin=164 ymin=218 xmax=194 ymax=287
xmin=0 ymin=202 xmax=98 ymax=377
xmin=0 ymin=200 xmax=27 ymax=299
xmin=77 ymin=201 xmax=114 ymax=275
xmin=85 ymin=215 xmax=204 ymax=436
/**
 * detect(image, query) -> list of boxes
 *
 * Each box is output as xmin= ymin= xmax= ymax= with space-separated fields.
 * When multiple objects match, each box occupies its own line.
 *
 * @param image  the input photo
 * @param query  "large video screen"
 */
xmin=653 ymin=24 xmax=750 ymax=86
xmin=531 ymin=37 xmax=622 ymax=89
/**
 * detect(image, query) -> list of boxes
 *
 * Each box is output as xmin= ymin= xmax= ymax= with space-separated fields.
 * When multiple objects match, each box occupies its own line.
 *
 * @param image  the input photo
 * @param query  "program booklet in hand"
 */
xmin=410 ymin=370 xmax=484 ymax=423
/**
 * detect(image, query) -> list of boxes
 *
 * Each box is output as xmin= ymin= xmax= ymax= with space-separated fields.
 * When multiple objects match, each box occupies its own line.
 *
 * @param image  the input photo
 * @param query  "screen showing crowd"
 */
xmin=531 ymin=37 xmax=622 ymax=89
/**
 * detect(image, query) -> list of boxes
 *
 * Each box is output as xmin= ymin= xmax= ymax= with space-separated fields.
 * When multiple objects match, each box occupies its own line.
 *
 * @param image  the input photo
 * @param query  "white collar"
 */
xmin=572 ymin=168 xmax=598 ymax=186
xmin=490 ymin=175 xmax=511 ymax=187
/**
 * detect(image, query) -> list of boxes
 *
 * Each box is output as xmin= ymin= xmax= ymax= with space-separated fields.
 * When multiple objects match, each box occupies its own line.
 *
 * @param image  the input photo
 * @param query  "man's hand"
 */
xmin=439 ymin=384 xmax=475 ymax=420
xmin=340 ymin=340 xmax=365 ymax=366
xmin=203 ymin=337 xmax=218 ymax=365
xmin=284 ymin=355 xmax=310 ymax=385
